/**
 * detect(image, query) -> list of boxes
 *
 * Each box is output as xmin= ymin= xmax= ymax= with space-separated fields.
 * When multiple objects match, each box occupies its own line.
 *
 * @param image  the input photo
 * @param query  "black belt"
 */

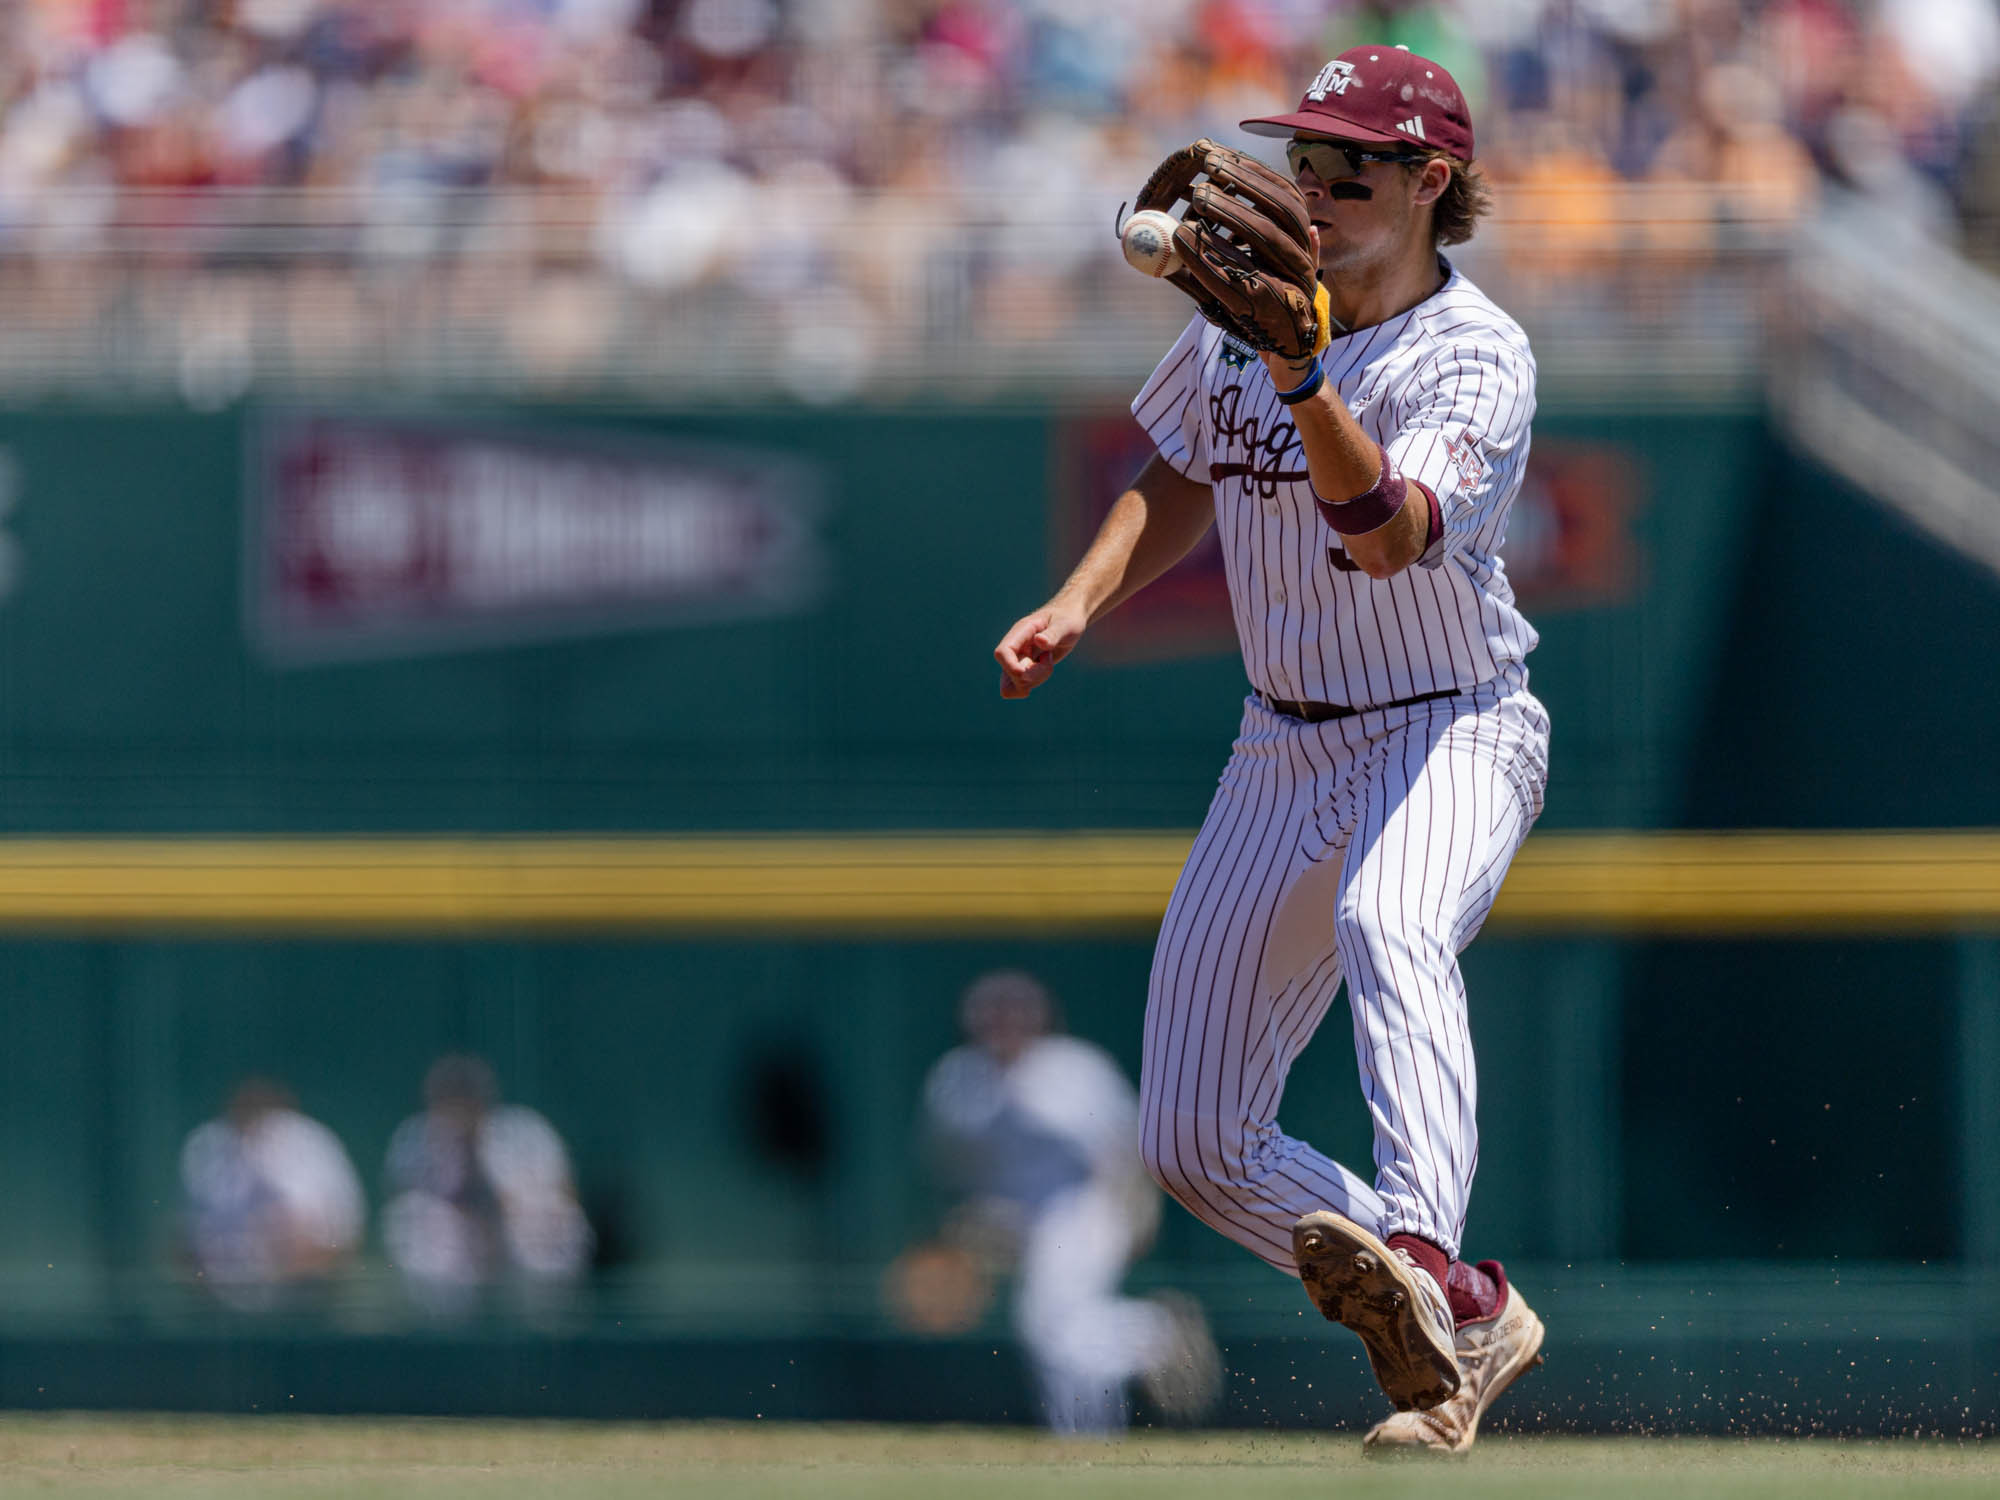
xmin=1257 ymin=685 xmax=1463 ymax=724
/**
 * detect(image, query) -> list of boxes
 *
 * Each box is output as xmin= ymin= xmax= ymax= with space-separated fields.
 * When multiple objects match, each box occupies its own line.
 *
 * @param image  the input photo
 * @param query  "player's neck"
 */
xmin=1322 ymin=245 xmax=1447 ymax=337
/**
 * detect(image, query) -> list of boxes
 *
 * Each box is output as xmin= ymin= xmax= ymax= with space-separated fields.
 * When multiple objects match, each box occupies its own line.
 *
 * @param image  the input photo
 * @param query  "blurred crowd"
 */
xmin=0 ymin=0 xmax=1995 ymax=389
xmin=180 ymin=1055 xmax=593 ymax=1318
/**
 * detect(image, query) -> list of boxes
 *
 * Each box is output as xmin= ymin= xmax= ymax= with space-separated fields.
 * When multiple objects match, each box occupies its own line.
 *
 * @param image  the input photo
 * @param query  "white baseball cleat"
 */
xmin=1292 ymin=1211 xmax=1460 ymax=1412
xmin=1362 ymin=1266 xmax=1545 ymax=1455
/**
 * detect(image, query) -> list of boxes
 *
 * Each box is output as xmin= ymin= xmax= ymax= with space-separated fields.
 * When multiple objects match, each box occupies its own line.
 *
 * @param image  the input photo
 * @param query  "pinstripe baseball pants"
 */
xmin=1138 ymin=666 xmax=1549 ymax=1270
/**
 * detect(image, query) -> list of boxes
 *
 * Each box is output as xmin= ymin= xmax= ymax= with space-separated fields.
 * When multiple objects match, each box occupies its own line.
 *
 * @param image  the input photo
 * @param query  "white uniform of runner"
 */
xmin=922 ymin=1033 xmax=1173 ymax=1432
xmin=1131 ymin=259 xmax=1550 ymax=1270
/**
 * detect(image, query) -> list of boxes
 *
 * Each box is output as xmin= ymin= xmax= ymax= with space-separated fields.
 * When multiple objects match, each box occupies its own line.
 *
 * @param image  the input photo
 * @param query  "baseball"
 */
xmin=1120 ymin=209 xmax=1183 ymax=278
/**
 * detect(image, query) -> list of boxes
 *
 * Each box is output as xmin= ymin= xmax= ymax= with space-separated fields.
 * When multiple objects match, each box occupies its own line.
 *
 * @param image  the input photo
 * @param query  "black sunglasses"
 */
xmin=1284 ymin=139 xmax=1427 ymax=180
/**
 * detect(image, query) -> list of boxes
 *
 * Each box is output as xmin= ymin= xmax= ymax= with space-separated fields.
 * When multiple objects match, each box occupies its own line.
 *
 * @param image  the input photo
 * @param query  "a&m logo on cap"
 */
xmin=1306 ymin=59 xmax=1356 ymax=100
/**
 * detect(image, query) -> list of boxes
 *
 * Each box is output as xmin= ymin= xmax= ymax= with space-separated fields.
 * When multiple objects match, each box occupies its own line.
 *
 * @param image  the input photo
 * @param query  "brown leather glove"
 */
xmin=1136 ymin=139 xmax=1321 ymax=360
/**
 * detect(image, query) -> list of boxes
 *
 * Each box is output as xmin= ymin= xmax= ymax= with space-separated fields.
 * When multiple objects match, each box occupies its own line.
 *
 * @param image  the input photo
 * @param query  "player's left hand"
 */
xmin=1136 ymin=139 xmax=1322 ymax=360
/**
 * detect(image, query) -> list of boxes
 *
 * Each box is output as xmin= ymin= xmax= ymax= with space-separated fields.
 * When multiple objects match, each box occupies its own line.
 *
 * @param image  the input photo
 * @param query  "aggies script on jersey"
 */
xmin=1132 ymin=262 xmax=1541 ymax=709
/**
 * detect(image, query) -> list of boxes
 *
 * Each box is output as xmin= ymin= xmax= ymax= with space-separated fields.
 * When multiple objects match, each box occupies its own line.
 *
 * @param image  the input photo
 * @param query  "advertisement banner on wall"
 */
xmin=1052 ymin=414 xmax=1237 ymax=664
xmin=247 ymin=412 xmax=827 ymax=662
xmin=1504 ymin=442 xmax=1641 ymax=613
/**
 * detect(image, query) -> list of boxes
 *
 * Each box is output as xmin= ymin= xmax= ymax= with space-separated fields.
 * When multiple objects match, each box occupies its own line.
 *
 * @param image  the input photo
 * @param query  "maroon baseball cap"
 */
xmin=1241 ymin=45 xmax=1474 ymax=160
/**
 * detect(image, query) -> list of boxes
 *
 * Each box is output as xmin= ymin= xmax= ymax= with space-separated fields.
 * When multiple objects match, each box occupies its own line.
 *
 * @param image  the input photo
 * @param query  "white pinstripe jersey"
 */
xmin=1131 ymin=259 xmax=1539 ymax=707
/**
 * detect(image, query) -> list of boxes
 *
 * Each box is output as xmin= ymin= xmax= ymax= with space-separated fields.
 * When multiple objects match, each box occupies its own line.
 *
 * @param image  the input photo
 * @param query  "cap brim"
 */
xmin=1239 ymin=110 xmax=1408 ymax=146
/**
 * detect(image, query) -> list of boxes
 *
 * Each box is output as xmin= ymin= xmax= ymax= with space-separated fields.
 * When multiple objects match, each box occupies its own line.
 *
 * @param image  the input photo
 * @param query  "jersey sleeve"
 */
xmin=1384 ymin=337 xmax=1537 ymax=569
xmin=1130 ymin=316 xmax=1211 ymax=483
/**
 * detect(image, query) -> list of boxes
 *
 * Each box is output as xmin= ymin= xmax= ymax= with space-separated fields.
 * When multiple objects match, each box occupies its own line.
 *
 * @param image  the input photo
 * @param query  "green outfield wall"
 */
xmin=0 ymin=398 xmax=1995 ymax=1428
xmin=0 ymin=400 xmax=1770 ymax=833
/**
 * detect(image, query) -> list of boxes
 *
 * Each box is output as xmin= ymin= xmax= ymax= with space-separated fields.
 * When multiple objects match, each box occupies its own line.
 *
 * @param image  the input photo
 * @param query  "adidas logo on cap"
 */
xmin=1238 ymin=47 xmax=1474 ymax=161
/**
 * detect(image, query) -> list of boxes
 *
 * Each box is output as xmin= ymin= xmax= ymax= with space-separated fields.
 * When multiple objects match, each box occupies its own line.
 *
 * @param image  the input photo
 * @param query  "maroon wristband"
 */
xmin=1417 ymin=478 xmax=1443 ymax=550
xmin=1315 ymin=456 xmax=1408 ymax=536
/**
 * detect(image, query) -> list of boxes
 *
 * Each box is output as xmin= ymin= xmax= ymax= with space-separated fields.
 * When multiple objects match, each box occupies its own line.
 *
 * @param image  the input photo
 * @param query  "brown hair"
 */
xmin=1424 ymin=154 xmax=1492 ymax=247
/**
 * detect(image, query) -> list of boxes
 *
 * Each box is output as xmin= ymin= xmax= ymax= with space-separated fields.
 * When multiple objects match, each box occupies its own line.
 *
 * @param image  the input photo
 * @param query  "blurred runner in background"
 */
xmin=897 ymin=969 xmax=1221 ymax=1434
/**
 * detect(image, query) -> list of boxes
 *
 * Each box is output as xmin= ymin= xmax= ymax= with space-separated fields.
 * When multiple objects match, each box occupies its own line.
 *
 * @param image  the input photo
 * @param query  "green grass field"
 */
xmin=1 ymin=1418 xmax=1996 ymax=1499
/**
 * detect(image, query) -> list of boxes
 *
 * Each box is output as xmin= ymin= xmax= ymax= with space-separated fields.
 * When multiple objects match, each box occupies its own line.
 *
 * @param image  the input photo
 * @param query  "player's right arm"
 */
xmin=994 ymin=453 xmax=1213 ymax=699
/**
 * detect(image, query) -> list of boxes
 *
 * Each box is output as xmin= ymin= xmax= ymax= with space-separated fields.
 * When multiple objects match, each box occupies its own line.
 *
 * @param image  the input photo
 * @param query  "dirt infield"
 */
xmin=1 ymin=1416 xmax=1995 ymax=1498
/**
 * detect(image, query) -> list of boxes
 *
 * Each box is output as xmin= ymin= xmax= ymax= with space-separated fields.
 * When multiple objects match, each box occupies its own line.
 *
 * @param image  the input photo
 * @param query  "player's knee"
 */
xmin=1333 ymin=899 xmax=1451 ymax=981
xmin=1137 ymin=1110 xmax=1214 ymax=1208
xmin=1136 ymin=1118 xmax=1181 ymax=1199
xmin=1137 ymin=1105 xmax=1263 ymax=1202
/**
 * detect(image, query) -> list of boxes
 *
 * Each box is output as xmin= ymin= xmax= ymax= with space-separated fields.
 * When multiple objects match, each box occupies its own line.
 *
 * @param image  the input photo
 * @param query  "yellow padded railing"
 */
xmin=0 ymin=831 xmax=1991 ymax=935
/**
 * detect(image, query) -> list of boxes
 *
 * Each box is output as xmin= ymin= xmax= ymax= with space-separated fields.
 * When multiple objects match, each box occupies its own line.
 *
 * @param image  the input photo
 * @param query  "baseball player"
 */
xmin=994 ymin=47 xmax=1547 ymax=1452
xmin=915 ymin=970 xmax=1221 ymax=1433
